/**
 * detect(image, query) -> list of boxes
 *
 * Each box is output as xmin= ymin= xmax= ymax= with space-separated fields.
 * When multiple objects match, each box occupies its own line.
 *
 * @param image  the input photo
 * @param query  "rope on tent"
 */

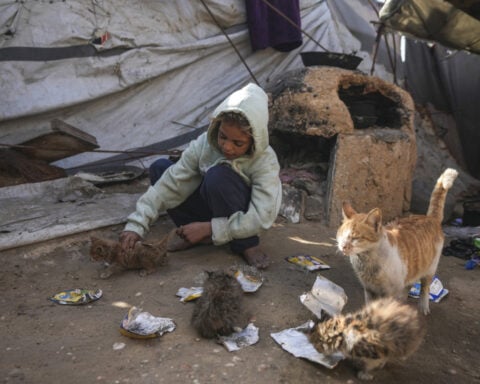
xmin=199 ymin=0 xmax=259 ymax=85
xmin=0 ymin=143 xmax=182 ymax=157
xmin=0 ymin=120 xmax=208 ymax=172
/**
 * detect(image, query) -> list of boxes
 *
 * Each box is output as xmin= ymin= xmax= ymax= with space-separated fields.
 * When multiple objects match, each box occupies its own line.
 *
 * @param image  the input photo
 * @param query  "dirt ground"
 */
xmin=1 ymin=181 xmax=480 ymax=384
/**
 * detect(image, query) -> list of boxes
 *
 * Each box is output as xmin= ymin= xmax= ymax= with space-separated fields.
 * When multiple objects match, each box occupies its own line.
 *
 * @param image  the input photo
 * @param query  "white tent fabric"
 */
xmin=1 ymin=0 xmax=478 ymax=177
xmin=0 ymin=0 xmax=383 ymax=170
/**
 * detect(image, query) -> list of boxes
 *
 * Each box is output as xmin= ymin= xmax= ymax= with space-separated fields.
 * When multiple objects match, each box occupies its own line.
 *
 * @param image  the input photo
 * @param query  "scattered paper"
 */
xmin=408 ymin=276 xmax=449 ymax=303
xmin=113 ymin=342 xmax=126 ymax=350
xmin=49 ymin=288 xmax=103 ymax=305
xmin=270 ymin=321 xmax=344 ymax=369
xmin=176 ymin=287 xmax=203 ymax=302
xmin=286 ymin=254 xmax=330 ymax=271
xmin=218 ymin=323 xmax=259 ymax=352
xmin=234 ymin=270 xmax=263 ymax=293
xmin=120 ymin=307 xmax=176 ymax=338
xmin=300 ymin=275 xmax=347 ymax=318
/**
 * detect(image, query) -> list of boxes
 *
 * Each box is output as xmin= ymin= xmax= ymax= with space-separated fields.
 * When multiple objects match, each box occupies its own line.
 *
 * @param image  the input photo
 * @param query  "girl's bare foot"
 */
xmin=241 ymin=246 xmax=270 ymax=269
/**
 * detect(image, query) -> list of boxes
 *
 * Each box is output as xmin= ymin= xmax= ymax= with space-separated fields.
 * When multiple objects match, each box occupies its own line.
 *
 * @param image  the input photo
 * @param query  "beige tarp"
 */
xmin=379 ymin=0 xmax=480 ymax=54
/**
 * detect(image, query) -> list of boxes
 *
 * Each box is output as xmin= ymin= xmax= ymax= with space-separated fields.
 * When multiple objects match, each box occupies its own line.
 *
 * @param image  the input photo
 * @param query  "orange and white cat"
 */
xmin=336 ymin=168 xmax=458 ymax=315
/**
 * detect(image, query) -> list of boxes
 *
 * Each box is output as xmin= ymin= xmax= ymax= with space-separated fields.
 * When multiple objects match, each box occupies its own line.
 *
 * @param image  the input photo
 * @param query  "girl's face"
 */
xmin=217 ymin=121 xmax=253 ymax=160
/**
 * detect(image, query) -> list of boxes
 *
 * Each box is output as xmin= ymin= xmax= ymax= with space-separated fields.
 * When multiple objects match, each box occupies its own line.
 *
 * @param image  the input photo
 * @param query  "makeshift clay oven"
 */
xmin=267 ymin=66 xmax=417 ymax=227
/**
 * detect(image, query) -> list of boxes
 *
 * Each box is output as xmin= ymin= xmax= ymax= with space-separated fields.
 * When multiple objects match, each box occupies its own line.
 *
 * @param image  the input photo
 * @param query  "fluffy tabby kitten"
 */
xmin=89 ymin=233 xmax=169 ymax=279
xmin=309 ymin=298 xmax=425 ymax=380
xmin=336 ymin=168 xmax=458 ymax=315
xmin=191 ymin=270 xmax=245 ymax=339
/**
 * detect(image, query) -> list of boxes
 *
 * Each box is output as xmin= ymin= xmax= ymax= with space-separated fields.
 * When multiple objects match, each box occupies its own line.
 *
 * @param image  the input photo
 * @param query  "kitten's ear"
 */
xmin=366 ymin=208 xmax=382 ymax=232
xmin=320 ymin=312 xmax=333 ymax=323
xmin=342 ymin=202 xmax=357 ymax=219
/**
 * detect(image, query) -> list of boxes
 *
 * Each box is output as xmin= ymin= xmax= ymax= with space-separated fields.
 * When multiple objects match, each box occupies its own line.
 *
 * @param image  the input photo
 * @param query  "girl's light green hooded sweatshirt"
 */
xmin=124 ymin=83 xmax=282 ymax=245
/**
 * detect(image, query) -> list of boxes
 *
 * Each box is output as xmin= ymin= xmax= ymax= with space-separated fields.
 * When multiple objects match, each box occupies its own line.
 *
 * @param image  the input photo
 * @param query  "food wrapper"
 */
xmin=120 ymin=306 xmax=176 ymax=339
xmin=300 ymin=275 xmax=347 ymax=318
xmin=49 ymin=288 xmax=103 ymax=305
xmin=176 ymin=287 xmax=203 ymax=302
xmin=218 ymin=323 xmax=259 ymax=351
xmin=408 ymin=276 xmax=449 ymax=303
xmin=270 ymin=321 xmax=344 ymax=369
xmin=234 ymin=267 xmax=263 ymax=293
xmin=286 ymin=254 xmax=330 ymax=271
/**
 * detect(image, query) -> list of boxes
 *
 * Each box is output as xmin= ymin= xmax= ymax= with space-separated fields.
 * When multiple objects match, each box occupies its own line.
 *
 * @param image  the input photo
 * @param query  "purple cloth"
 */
xmin=245 ymin=0 xmax=302 ymax=52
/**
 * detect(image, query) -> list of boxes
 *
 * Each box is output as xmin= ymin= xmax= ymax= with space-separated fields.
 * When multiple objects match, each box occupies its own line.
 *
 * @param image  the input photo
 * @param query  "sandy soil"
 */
xmin=1 ymin=201 xmax=480 ymax=384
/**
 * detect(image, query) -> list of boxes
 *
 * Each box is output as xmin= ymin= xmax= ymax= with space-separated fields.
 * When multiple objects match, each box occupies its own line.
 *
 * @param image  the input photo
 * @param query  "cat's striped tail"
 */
xmin=426 ymin=168 xmax=459 ymax=222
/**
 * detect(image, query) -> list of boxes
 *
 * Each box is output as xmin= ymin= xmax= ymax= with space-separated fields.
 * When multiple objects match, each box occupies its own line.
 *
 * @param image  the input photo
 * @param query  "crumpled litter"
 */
xmin=176 ymin=287 xmax=203 ymax=302
xmin=300 ymin=275 xmax=347 ymax=318
xmin=286 ymin=254 xmax=330 ymax=271
xmin=218 ymin=323 xmax=260 ymax=352
xmin=408 ymin=276 xmax=449 ymax=303
xmin=270 ymin=321 xmax=344 ymax=369
xmin=49 ymin=288 xmax=103 ymax=305
xmin=234 ymin=267 xmax=263 ymax=293
xmin=120 ymin=306 xmax=176 ymax=338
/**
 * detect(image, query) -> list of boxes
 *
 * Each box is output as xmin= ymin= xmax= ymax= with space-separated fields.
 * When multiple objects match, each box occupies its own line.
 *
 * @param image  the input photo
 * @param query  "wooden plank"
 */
xmin=15 ymin=119 xmax=99 ymax=162
xmin=0 ymin=191 xmax=144 ymax=251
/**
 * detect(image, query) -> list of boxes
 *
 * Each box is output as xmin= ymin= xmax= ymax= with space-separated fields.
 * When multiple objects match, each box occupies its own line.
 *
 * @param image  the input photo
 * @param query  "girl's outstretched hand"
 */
xmin=176 ymin=222 xmax=212 ymax=245
xmin=120 ymin=231 xmax=141 ymax=251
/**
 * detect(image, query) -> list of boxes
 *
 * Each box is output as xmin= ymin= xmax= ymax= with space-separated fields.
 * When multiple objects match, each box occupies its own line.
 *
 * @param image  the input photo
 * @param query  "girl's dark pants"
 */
xmin=149 ymin=158 xmax=259 ymax=254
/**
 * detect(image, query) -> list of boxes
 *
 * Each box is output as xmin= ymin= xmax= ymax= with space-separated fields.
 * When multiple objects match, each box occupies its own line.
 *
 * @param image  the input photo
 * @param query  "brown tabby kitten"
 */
xmin=89 ymin=233 xmax=169 ymax=279
xmin=309 ymin=298 xmax=425 ymax=380
xmin=191 ymin=270 xmax=245 ymax=339
xmin=336 ymin=168 xmax=458 ymax=315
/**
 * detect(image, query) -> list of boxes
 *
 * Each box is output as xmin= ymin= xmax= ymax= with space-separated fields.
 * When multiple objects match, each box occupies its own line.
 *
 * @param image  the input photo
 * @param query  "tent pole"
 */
xmin=370 ymin=23 xmax=385 ymax=76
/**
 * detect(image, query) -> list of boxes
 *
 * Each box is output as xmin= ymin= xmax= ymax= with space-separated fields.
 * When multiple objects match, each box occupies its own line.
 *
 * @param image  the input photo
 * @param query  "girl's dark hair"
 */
xmin=219 ymin=112 xmax=252 ymax=135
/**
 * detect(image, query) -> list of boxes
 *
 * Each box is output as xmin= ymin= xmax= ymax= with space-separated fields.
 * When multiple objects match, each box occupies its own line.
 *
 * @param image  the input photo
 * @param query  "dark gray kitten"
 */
xmin=191 ymin=270 xmax=244 ymax=339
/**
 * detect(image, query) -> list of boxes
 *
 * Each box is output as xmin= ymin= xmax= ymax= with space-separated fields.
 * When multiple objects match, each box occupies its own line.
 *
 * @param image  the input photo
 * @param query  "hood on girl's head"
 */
xmin=207 ymin=83 xmax=269 ymax=157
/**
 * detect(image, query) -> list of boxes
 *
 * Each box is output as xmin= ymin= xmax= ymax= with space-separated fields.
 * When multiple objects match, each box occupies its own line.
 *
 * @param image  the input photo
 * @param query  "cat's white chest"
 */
xmin=351 ymin=239 xmax=406 ymax=294
xmin=379 ymin=241 xmax=406 ymax=280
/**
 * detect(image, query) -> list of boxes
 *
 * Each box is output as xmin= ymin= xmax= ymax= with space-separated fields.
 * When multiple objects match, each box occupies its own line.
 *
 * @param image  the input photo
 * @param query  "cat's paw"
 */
xmin=419 ymin=299 xmax=430 ymax=315
xmin=357 ymin=371 xmax=374 ymax=381
xmin=139 ymin=268 xmax=156 ymax=277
